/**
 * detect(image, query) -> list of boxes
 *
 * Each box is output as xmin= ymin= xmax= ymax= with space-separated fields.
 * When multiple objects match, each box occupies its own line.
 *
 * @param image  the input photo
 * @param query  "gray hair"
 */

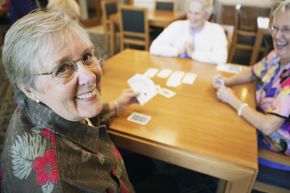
xmin=2 ymin=10 xmax=92 ymax=107
xmin=272 ymin=0 xmax=290 ymax=20
xmin=186 ymin=0 xmax=213 ymax=19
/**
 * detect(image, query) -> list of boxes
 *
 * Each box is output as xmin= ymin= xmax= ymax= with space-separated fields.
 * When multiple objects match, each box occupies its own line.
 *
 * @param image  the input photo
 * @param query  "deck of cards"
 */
xmin=128 ymin=74 xmax=158 ymax=105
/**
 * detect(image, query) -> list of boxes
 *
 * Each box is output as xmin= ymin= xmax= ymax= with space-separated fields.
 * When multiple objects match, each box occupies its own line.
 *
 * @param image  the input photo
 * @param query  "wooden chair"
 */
xmin=79 ymin=0 xmax=102 ymax=27
xmin=253 ymin=149 xmax=290 ymax=193
xmin=222 ymin=24 xmax=234 ymax=62
xmin=228 ymin=4 xmax=270 ymax=63
xmin=155 ymin=0 xmax=176 ymax=11
xmin=119 ymin=5 xmax=150 ymax=50
xmin=101 ymin=0 xmax=119 ymax=55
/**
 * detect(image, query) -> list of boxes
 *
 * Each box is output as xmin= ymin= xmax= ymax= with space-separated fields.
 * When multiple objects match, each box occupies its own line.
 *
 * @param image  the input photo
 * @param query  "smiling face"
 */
xmin=30 ymin=30 xmax=103 ymax=121
xmin=271 ymin=10 xmax=290 ymax=64
xmin=187 ymin=0 xmax=207 ymax=30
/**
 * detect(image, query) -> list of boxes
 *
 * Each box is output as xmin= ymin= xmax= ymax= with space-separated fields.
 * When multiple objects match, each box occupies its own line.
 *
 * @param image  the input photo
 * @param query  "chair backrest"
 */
xmin=155 ymin=1 xmax=176 ymax=11
xmin=222 ymin=24 xmax=234 ymax=56
xmin=253 ymin=149 xmax=290 ymax=193
xmin=101 ymin=0 xmax=118 ymax=27
xmin=228 ymin=4 xmax=271 ymax=63
xmin=119 ymin=5 xmax=149 ymax=50
xmin=235 ymin=4 xmax=270 ymax=32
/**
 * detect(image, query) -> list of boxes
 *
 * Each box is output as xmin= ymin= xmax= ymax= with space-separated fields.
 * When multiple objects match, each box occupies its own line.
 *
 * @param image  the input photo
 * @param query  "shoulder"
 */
xmin=167 ymin=19 xmax=189 ymax=29
xmin=205 ymin=22 xmax=225 ymax=32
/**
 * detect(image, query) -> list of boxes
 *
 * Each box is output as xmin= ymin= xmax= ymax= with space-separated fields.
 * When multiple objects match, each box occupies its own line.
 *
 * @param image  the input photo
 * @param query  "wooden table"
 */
xmin=147 ymin=10 xmax=186 ymax=28
xmin=101 ymin=49 xmax=258 ymax=193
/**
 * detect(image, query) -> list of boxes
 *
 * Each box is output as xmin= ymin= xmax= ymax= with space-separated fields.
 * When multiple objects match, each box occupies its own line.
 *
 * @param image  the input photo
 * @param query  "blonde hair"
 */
xmin=47 ymin=0 xmax=81 ymax=20
xmin=272 ymin=0 xmax=290 ymax=19
xmin=186 ymin=0 xmax=213 ymax=19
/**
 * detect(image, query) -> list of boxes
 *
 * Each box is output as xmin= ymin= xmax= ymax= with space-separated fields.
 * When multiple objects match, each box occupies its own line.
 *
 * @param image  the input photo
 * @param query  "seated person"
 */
xmin=47 ymin=0 xmax=80 ymax=20
xmin=0 ymin=0 xmax=9 ymax=18
xmin=212 ymin=1 xmax=290 ymax=165
xmin=149 ymin=0 xmax=228 ymax=65
xmin=1 ymin=10 xmax=179 ymax=193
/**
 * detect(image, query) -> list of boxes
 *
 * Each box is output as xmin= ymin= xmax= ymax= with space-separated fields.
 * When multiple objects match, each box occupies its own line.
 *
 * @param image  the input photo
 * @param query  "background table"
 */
xmin=101 ymin=49 xmax=258 ymax=193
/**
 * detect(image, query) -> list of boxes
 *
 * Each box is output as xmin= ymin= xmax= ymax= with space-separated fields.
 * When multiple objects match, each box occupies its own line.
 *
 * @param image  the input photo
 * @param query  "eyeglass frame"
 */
xmin=268 ymin=25 xmax=290 ymax=35
xmin=35 ymin=48 xmax=101 ymax=79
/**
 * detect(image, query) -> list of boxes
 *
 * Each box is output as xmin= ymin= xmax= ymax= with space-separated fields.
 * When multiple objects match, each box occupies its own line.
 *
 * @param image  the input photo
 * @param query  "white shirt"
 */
xmin=149 ymin=20 xmax=228 ymax=64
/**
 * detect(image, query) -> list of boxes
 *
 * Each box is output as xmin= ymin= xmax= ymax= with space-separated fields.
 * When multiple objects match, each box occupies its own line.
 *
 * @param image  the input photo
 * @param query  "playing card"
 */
xmin=144 ymin=68 xmax=159 ymax=78
xmin=128 ymin=74 xmax=158 ymax=105
xmin=127 ymin=112 xmax=151 ymax=125
xmin=182 ymin=72 xmax=197 ymax=84
xmin=159 ymin=87 xmax=176 ymax=98
xmin=166 ymin=71 xmax=185 ymax=87
xmin=157 ymin=68 xmax=172 ymax=78
xmin=216 ymin=64 xmax=241 ymax=74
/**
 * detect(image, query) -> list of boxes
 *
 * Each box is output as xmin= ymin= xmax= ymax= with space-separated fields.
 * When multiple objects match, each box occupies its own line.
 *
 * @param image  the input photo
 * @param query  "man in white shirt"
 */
xmin=149 ymin=0 xmax=228 ymax=65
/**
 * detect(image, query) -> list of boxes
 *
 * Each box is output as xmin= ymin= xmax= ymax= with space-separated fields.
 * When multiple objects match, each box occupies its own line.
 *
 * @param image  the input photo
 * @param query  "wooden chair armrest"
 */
xmin=259 ymin=149 xmax=290 ymax=166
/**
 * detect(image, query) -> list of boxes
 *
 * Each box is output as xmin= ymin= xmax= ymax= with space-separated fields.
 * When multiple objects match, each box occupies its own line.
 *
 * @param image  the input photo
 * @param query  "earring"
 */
xmin=32 ymin=94 xmax=40 ymax=103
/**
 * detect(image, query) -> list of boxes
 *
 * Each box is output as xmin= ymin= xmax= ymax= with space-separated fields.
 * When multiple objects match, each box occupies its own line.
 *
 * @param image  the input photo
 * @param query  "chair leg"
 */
xmin=228 ymin=47 xmax=235 ymax=63
xmin=216 ymin=180 xmax=227 ymax=193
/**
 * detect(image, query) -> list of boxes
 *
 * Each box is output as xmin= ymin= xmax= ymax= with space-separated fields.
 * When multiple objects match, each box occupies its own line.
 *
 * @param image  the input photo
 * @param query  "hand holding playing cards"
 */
xmin=216 ymin=86 xmax=237 ymax=106
xmin=185 ymin=41 xmax=194 ymax=57
xmin=113 ymin=89 xmax=139 ymax=115
xmin=212 ymin=75 xmax=226 ymax=89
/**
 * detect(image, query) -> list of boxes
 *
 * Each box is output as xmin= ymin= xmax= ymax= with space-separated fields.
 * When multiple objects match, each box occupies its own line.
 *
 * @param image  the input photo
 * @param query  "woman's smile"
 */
xmin=76 ymin=89 xmax=97 ymax=100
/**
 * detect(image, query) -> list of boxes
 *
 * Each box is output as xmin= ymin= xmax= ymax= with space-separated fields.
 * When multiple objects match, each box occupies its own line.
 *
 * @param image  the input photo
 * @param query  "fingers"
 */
xmin=212 ymin=75 xmax=225 ymax=89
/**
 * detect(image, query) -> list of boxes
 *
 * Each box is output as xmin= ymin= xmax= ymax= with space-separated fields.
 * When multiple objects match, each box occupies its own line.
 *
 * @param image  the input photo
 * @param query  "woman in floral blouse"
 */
xmin=212 ymin=1 xmax=290 ymax=166
xmin=0 ymin=10 xmax=179 ymax=193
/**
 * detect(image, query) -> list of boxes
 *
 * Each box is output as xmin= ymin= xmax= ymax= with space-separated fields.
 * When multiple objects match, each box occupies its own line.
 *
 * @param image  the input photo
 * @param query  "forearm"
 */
xmin=227 ymin=96 xmax=284 ymax=135
xmin=149 ymin=43 xmax=179 ymax=57
xmin=191 ymin=49 xmax=227 ymax=64
xmin=108 ymin=101 xmax=120 ymax=118
xmin=225 ymin=68 xmax=253 ymax=86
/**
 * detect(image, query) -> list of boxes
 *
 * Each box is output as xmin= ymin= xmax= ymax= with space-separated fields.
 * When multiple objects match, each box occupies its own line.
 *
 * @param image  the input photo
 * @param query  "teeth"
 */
xmin=276 ymin=42 xmax=287 ymax=46
xmin=76 ymin=90 xmax=96 ymax=100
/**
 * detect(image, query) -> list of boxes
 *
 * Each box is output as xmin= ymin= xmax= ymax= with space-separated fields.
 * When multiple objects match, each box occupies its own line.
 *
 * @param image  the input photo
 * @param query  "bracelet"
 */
xmin=113 ymin=101 xmax=120 ymax=116
xmin=237 ymin=103 xmax=248 ymax=117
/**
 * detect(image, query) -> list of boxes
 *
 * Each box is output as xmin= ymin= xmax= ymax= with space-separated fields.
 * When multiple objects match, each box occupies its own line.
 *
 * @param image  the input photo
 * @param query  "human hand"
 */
xmin=212 ymin=75 xmax=226 ymax=89
xmin=216 ymin=86 xmax=236 ymax=105
xmin=185 ymin=41 xmax=194 ymax=56
xmin=178 ymin=46 xmax=186 ymax=56
xmin=114 ymin=88 xmax=139 ymax=114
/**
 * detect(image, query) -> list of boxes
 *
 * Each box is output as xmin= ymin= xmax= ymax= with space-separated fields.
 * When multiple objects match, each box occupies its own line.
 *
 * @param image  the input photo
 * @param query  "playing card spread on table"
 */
xmin=127 ymin=112 xmax=151 ymax=125
xmin=182 ymin=72 xmax=197 ymax=84
xmin=144 ymin=68 xmax=159 ymax=78
xmin=216 ymin=64 xmax=241 ymax=74
xmin=157 ymin=68 xmax=172 ymax=78
xmin=159 ymin=87 xmax=176 ymax=98
xmin=128 ymin=74 xmax=157 ymax=105
xmin=166 ymin=71 xmax=185 ymax=87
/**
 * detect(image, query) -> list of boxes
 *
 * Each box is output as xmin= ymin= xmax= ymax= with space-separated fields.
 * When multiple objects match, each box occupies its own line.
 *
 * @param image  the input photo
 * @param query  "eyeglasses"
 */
xmin=268 ymin=25 xmax=290 ymax=35
xmin=36 ymin=49 xmax=99 ymax=79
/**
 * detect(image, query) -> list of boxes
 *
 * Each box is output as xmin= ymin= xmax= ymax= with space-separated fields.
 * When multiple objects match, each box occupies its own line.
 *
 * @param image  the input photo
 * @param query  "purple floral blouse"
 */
xmin=252 ymin=50 xmax=290 ymax=155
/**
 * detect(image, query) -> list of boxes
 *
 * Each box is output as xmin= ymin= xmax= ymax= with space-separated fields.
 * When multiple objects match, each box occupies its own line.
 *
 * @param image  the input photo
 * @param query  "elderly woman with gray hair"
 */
xmin=149 ymin=0 xmax=228 ymax=64
xmin=1 ymin=10 xmax=180 ymax=193
xmin=213 ymin=1 xmax=290 ymax=169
